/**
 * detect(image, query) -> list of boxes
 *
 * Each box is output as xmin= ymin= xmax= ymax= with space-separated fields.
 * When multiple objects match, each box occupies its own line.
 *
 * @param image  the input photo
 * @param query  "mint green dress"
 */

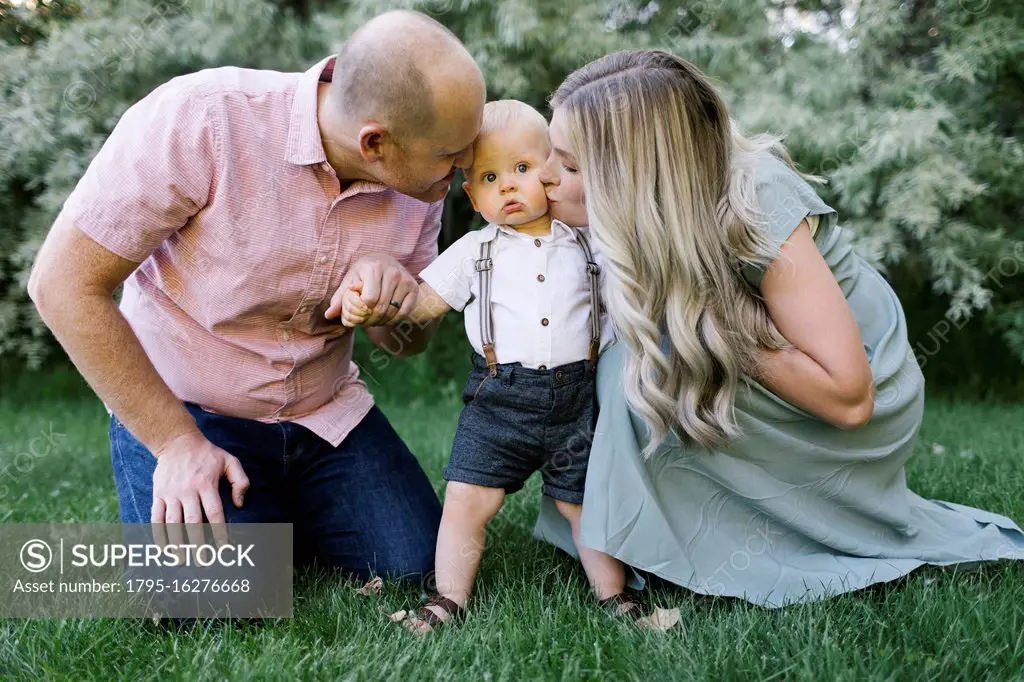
xmin=534 ymin=153 xmax=1024 ymax=607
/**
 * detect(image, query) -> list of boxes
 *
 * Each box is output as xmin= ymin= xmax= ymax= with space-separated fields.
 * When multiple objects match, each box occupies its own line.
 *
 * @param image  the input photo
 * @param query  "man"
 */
xmin=26 ymin=10 xmax=485 ymax=581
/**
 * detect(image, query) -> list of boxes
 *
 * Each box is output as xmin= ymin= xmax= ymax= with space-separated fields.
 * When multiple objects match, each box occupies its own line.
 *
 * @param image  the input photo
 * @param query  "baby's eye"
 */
xmin=516 ymin=163 xmax=529 ymax=173
xmin=483 ymin=172 xmax=496 ymax=183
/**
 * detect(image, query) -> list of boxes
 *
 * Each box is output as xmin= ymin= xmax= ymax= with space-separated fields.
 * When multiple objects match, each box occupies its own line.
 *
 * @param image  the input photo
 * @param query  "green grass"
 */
xmin=2 ymin=338 xmax=1024 ymax=681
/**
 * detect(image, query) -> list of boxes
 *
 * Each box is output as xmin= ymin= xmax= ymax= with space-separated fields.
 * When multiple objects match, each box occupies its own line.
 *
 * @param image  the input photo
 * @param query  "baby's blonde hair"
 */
xmin=465 ymin=100 xmax=549 ymax=179
xmin=480 ymin=99 xmax=548 ymax=136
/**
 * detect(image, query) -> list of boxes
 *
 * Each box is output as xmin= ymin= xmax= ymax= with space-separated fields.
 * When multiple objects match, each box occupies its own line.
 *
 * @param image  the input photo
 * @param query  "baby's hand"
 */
xmin=340 ymin=286 xmax=373 ymax=328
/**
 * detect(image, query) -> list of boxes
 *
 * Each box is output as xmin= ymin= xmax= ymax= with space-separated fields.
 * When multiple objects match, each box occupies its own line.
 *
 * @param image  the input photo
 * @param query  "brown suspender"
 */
xmin=476 ymin=239 xmax=498 ymax=373
xmin=475 ymin=227 xmax=601 ymax=377
xmin=576 ymin=228 xmax=602 ymax=367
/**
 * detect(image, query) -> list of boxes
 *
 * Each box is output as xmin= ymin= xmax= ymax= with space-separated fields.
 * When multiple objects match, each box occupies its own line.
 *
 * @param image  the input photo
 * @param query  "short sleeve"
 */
xmin=418 ymin=230 xmax=482 ymax=312
xmin=403 ymin=200 xmax=444 ymax=279
xmin=60 ymin=81 xmax=218 ymax=263
xmin=741 ymin=154 xmax=837 ymax=289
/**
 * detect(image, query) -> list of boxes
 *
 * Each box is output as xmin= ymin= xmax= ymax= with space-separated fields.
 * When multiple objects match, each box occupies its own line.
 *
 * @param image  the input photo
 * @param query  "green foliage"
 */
xmin=0 ymin=0 xmax=322 ymax=366
xmin=722 ymin=0 xmax=1024 ymax=381
xmin=637 ymin=0 xmax=1024 ymax=386
xmin=0 ymin=0 xmax=82 ymax=46
xmin=1 ymin=0 xmax=1022 ymax=389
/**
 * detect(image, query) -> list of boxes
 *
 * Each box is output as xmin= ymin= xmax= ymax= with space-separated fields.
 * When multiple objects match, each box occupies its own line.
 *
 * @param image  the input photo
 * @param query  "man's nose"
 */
xmin=454 ymin=146 xmax=474 ymax=170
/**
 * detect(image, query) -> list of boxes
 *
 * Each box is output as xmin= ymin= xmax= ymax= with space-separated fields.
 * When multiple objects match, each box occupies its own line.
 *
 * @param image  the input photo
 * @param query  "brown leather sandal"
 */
xmin=599 ymin=589 xmax=647 ymax=621
xmin=403 ymin=595 xmax=465 ymax=634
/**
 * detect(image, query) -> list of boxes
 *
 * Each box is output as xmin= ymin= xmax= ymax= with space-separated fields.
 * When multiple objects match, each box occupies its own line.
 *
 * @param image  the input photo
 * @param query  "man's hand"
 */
xmin=151 ymin=429 xmax=250 ymax=547
xmin=325 ymin=253 xmax=419 ymax=327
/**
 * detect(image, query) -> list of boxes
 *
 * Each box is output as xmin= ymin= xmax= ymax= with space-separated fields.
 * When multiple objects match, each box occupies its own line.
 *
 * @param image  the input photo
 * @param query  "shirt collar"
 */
xmin=285 ymin=56 xmax=334 ymax=166
xmin=285 ymin=55 xmax=389 ymax=198
xmin=479 ymin=218 xmax=579 ymax=243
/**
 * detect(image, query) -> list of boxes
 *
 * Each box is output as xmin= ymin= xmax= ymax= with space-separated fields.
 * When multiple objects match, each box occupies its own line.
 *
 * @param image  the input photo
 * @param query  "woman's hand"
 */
xmin=756 ymin=220 xmax=874 ymax=430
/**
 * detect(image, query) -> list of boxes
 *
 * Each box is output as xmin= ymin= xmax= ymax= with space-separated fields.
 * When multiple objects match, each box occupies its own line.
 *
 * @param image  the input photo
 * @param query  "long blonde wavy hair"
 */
xmin=551 ymin=49 xmax=794 ymax=455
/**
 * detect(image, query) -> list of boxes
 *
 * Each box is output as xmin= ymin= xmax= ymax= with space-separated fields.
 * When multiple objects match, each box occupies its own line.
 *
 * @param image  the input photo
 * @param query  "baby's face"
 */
xmin=462 ymin=125 xmax=551 ymax=227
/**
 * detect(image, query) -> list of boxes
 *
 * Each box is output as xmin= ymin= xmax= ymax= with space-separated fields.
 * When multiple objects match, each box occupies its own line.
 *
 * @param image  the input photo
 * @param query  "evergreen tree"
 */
xmin=2 ymin=0 xmax=1021 ymax=390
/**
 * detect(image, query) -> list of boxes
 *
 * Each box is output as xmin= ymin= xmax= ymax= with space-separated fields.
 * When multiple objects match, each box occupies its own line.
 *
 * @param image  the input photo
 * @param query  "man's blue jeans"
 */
xmin=110 ymin=401 xmax=442 ymax=581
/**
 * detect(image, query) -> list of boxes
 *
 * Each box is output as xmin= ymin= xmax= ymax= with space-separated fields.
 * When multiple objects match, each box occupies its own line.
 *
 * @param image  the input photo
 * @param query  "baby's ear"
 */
xmin=462 ymin=181 xmax=479 ymax=212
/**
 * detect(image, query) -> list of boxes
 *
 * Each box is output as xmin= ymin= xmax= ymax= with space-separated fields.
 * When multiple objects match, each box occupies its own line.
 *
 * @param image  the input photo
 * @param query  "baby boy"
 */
xmin=341 ymin=100 xmax=634 ymax=632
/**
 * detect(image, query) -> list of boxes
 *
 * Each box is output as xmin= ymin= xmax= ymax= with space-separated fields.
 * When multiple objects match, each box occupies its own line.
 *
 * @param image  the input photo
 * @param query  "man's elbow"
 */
xmin=26 ymin=264 xmax=51 ymax=313
xmin=387 ymin=334 xmax=429 ymax=359
xmin=392 ymin=325 xmax=434 ymax=358
xmin=394 ymin=344 xmax=428 ymax=359
xmin=366 ymin=320 xmax=436 ymax=359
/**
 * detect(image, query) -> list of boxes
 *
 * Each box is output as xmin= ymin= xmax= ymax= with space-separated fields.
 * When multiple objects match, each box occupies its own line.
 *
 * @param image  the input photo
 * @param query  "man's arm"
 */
xmin=27 ymin=212 xmax=199 ymax=451
xmin=362 ymin=281 xmax=452 ymax=357
xmin=361 ymin=196 xmax=448 ymax=357
xmin=27 ymin=81 xmax=251 ymax=532
xmin=326 ymin=252 xmax=447 ymax=357
xmin=364 ymin=318 xmax=440 ymax=359
xmin=27 ymin=214 xmax=249 ymax=532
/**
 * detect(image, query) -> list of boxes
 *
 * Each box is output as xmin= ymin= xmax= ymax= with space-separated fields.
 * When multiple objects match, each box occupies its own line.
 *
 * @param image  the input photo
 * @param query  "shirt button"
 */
xmin=555 ymin=370 xmax=564 ymax=382
xmin=320 ymin=162 xmax=330 ymax=172
xmin=541 ymin=318 xmax=549 ymax=326
xmin=300 ymin=305 xmax=310 ymax=313
xmin=538 ymin=365 xmax=547 ymax=370
xmin=534 ymin=239 xmax=542 ymax=248
xmin=537 ymin=274 xmax=545 ymax=282
xmin=319 ymin=255 xmax=328 ymax=264
xmin=281 ymin=331 xmax=291 ymax=341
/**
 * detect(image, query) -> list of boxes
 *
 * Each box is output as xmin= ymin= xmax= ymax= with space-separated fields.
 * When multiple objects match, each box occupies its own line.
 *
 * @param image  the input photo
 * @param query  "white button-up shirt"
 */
xmin=419 ymin=220 xmax=613 ymax=369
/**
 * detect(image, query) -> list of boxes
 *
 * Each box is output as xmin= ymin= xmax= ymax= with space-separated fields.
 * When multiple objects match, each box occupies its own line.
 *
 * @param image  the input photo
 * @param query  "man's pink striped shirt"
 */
xmin=62 ymin=56 xmax=443 ymax=447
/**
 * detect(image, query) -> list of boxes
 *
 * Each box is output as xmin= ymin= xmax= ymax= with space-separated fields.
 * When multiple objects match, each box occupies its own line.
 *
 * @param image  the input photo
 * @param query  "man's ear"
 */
xmin=462 ymin=181 xmax=480 ymax=212
xmin=357 ymin=123 xmax=390 ymax=162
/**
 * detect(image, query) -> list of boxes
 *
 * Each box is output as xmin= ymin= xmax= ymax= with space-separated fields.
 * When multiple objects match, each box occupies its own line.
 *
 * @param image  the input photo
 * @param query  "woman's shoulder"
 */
xmin=750 ymin=152 xmax=836 ymax=238
xmin=739 ymin=152 xmax=841 ymax=289
xmin=752 ymin=152 xmax=829 ymax=202
xmin=751 ymin=150 xmax=797 ymax=181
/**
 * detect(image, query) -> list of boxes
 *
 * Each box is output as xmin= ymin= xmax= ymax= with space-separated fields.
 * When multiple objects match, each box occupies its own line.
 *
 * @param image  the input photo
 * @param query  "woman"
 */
xmin=534 ymin=49 xmax=1024 ymax=608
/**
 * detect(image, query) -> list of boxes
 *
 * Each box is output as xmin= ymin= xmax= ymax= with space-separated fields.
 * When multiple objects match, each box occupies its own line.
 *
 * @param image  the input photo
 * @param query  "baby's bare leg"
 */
xmin=554 ymin=498 xmax=625 ymax=600
xmin=427 ymin=481 xmax=506 ymax=620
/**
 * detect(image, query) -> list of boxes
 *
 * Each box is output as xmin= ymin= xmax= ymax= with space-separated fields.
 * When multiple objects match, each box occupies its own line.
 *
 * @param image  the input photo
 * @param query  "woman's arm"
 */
xmin=754 ymin=220 xmax=874 ymax=430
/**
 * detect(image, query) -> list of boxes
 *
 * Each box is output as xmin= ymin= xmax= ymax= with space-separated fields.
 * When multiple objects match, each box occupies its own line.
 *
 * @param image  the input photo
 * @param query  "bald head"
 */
xmin=331 ymin=10 xmax=484 ymax=143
